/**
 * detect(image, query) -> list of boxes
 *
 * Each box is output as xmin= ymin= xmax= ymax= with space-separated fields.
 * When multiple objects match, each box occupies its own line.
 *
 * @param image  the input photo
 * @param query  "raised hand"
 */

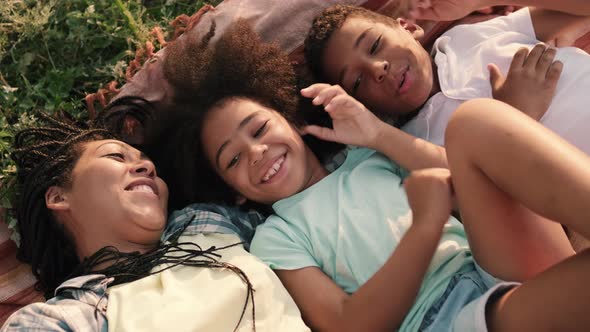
xmin=413 ymin=0 xmax=481 ymax=21
xmin=300 ymin=84 xmax=385 ymax=147
xmin=403 ymin=168 xmax=454 ymax=228
xmin=488 ymin=44 xmax=563 ymax=121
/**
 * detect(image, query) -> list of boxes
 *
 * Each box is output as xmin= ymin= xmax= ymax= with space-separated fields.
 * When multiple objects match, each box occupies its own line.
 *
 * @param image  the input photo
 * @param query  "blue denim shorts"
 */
xmin=418 ymin=263 xmax=519 ymax=332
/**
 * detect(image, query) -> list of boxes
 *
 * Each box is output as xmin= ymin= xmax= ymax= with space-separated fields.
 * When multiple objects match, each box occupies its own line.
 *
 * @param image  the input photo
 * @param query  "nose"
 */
xmin=371 ymin=60 xmax=389 ymax=83
xmin=249 ymin=143 xmax=268 ymax=166
xmin=132 ymin=159 xmax=157 ymax=178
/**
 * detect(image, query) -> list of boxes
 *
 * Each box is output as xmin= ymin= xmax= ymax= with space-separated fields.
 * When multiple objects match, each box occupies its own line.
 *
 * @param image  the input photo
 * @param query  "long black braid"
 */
xmin=71 ymin=237 xmax=256 ymax=332
xmin=11 ymin=112 xmax=257 ymax=331
xmin=11 ymin=112 xmax=116 ymax=299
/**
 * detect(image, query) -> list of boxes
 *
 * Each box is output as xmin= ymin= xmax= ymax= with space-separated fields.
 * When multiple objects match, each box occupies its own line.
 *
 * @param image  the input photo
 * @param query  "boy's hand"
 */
xmin=404 ymin=168 xmax=453 ymax=229
xmin=488 ymin=44 xmax=563 ymax=121
xmin=300 ymin=84 xmax=384 ymax=148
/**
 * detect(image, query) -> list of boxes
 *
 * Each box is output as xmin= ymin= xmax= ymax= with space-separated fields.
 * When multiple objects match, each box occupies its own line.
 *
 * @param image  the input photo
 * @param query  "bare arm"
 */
xmin=415 ymin=0 xmax=590 ymax=21
xmin=274 ymin=169 xmax=455 ymax=332
xmin=301 ymin=84 xmax=448 ymax=170
xmin=277 ymin=219 xmax=445 ymax=332
xmin=369 ymin=122 xmax=448 ymax=170
xmin=529 ymin=7 xmax=590 ymax=44
xmin=483 ymin=0 xmax=590 ymax=15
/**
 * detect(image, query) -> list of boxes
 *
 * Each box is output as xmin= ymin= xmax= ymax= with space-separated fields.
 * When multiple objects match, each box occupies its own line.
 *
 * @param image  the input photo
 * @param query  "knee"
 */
xmin=445 ymin=98 xmax=511 ymax=150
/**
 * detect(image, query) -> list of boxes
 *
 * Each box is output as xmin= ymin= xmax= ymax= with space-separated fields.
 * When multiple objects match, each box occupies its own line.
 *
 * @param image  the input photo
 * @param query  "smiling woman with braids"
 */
xmin=1 ymin=113 xmax=309 ymax=331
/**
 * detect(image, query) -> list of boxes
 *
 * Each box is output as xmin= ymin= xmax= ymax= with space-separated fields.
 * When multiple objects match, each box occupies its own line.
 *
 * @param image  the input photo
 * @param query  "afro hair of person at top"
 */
xmin=142 ymin=19 xmax=343 ymax=213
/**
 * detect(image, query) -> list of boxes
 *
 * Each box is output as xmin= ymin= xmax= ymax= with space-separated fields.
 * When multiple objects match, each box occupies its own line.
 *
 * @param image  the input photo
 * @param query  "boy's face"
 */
xmin=201 ymin=98 xmax=325 ymax=205
xmin=321 ymin=16 xmax=434 ymax=116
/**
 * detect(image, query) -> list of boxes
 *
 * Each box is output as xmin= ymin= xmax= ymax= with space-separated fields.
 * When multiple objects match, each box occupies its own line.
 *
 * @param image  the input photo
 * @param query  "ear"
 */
xmin=235 ymin=195 xmax=247 ymax=206
xmin=45 ymin=186 xmax=70 ymax=211
xmin=397 ymin=18 xmax=424 ymax=40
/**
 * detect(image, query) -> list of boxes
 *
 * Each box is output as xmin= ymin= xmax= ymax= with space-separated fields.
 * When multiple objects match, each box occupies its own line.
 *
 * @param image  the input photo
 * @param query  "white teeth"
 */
xmin=129 ymin=184 xmax=155 ymax=194
xmin=262 ymin=156 xmax=285 ymax=182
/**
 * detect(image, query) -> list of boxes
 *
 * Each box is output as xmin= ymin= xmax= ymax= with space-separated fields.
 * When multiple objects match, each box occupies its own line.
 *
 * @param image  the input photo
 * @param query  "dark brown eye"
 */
xmin=254 ymin=120 xmax=269 ymax=138
xmin=227 ymin=154 xmax=240 ymax=169
xmin=352 ymin=75 xmax=362 ymax=95
xmin=370 ymin=35 xmax=382 ymax=55
xmin=105 ymin=153 xmax=125 ymax=161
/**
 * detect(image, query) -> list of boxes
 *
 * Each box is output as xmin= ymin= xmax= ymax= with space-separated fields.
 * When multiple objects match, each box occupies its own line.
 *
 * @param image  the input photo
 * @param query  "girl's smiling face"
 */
xmin=201 ymin=98 xmax=327 ymax=205
xmin=321 ymin=16 xmax=435 ymax=117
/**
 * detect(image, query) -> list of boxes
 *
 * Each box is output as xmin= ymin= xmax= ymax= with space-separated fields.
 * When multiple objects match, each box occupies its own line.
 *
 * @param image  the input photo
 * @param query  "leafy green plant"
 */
xmin=0 ymin=0 xmax=220 ymax=229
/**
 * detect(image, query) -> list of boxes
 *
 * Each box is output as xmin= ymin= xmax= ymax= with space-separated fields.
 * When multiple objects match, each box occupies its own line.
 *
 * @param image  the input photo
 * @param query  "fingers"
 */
xmin=301 ymin=84 xmax=347 ymax=107
xmin=407 ymin=0 xmax=431 ymax=19
xmin=503 ymin=6 xmax=516 ymax=15
xmin=546 ymin=61 xmax=563 ymax=84
xmin=535 ymin=47 xmax=557 ymax=74
xmin=416 ymin=0 xmax=432 ymax=8
xmin=313 ymin=85 xmax=346 ymax=107
xmin=509 ymin=47 xmax=528 ymax=72
xmin=414 ymin=7 xmax=439 ymax=21
xmin=301 ymin=125 xmax=337 ymax=142
xmin=487 ymin=63 xmax=504 ymax=90
xmin=324 ymin=94 xmax=355 ymax=113
xmin=513 ymin=44 xmax=561 ymax=83
xmin=300 ymin=83 xmax=332 ymax=99
xmin=475 ymin=7 xmax=494 ymax=15
xmin=522 ymin=44 xmax=546 ymax=69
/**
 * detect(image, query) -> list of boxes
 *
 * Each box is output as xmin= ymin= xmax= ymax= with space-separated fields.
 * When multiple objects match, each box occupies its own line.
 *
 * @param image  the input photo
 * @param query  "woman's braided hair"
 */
xmin=10 ymin=112 xmax=115 ymax=298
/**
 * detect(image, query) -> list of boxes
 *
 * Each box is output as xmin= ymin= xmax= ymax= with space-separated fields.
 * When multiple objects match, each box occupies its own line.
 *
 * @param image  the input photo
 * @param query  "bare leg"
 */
xmin=488 ymin=249 xmax=590 ymax=331
xmin=444 ymin=99 xmax=590 ymax=281
xmin=446 ymin=99 xmax=590 ymax=328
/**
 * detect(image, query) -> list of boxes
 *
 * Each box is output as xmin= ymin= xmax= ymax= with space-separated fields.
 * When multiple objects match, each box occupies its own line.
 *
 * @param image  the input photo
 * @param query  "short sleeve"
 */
xmin=164 ymin=203 xmax=265 ymax=247
xmin=250 ymin=216 xmax=318 ymax=271
xmin=446 ymin=7 xmax=535 ymax=41
xmin=1 ymin=300 xmax=100 ymax=332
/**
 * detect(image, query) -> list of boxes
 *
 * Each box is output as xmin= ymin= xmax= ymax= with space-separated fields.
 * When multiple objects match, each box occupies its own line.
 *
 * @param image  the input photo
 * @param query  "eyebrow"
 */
xmin=339 ymin=27 xmax=373 ymax=86
xmin=215 ymin=111 xmax=261 ymax=169
xmin=96 ymin=141 xmax=150 ymax=160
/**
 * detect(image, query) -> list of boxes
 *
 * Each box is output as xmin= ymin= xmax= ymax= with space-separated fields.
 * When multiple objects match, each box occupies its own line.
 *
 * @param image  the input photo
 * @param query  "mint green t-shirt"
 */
xmin=250 ymin=148 xmax=474 ymax=331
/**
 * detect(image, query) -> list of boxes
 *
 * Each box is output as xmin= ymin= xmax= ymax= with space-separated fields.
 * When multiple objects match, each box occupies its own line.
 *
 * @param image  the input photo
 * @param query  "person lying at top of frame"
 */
xmin=303 ymin=2 xmax=590 ymax=158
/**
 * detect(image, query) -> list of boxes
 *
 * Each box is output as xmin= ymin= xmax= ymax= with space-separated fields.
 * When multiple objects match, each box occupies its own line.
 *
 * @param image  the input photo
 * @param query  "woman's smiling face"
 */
xmin=58 ymin=139 xmax=169 ymax=249
xmin=321 ymin=16 xmax=434 ymax=116
xmin=201 ymin=98 xmax=326 ymax=205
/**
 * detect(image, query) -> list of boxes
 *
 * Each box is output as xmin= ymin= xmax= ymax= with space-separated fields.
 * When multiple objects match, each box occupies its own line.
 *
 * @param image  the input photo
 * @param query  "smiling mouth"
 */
xmin=127 ymin=184 xmax=155 ymax=194
xmin=397 ymin=65 xmax=412 ymax=95
xmin=125 ymin=181 xmax=158 ymax=197
xmin=262 ymin=154 xmax=286 ymax=183
xmin=399 ymin=71 xmax=407 ymax=89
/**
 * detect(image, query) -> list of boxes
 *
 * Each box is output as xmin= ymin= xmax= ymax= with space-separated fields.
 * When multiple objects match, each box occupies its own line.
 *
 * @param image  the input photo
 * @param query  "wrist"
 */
xmin=410 ymin=213 xmax=448 ymax=235
xmin=367 ymin=120 xmax=389 ymax=150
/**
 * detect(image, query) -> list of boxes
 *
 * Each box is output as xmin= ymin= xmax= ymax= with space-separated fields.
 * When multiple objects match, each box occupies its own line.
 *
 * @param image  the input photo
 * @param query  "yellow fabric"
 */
xmin=106 ymin=233 xmax=309 ymax=332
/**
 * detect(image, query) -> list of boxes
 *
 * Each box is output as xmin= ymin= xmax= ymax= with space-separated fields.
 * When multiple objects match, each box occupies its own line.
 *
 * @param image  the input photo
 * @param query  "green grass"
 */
xmin=0 ymin=0 xmax=219 ymax=217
